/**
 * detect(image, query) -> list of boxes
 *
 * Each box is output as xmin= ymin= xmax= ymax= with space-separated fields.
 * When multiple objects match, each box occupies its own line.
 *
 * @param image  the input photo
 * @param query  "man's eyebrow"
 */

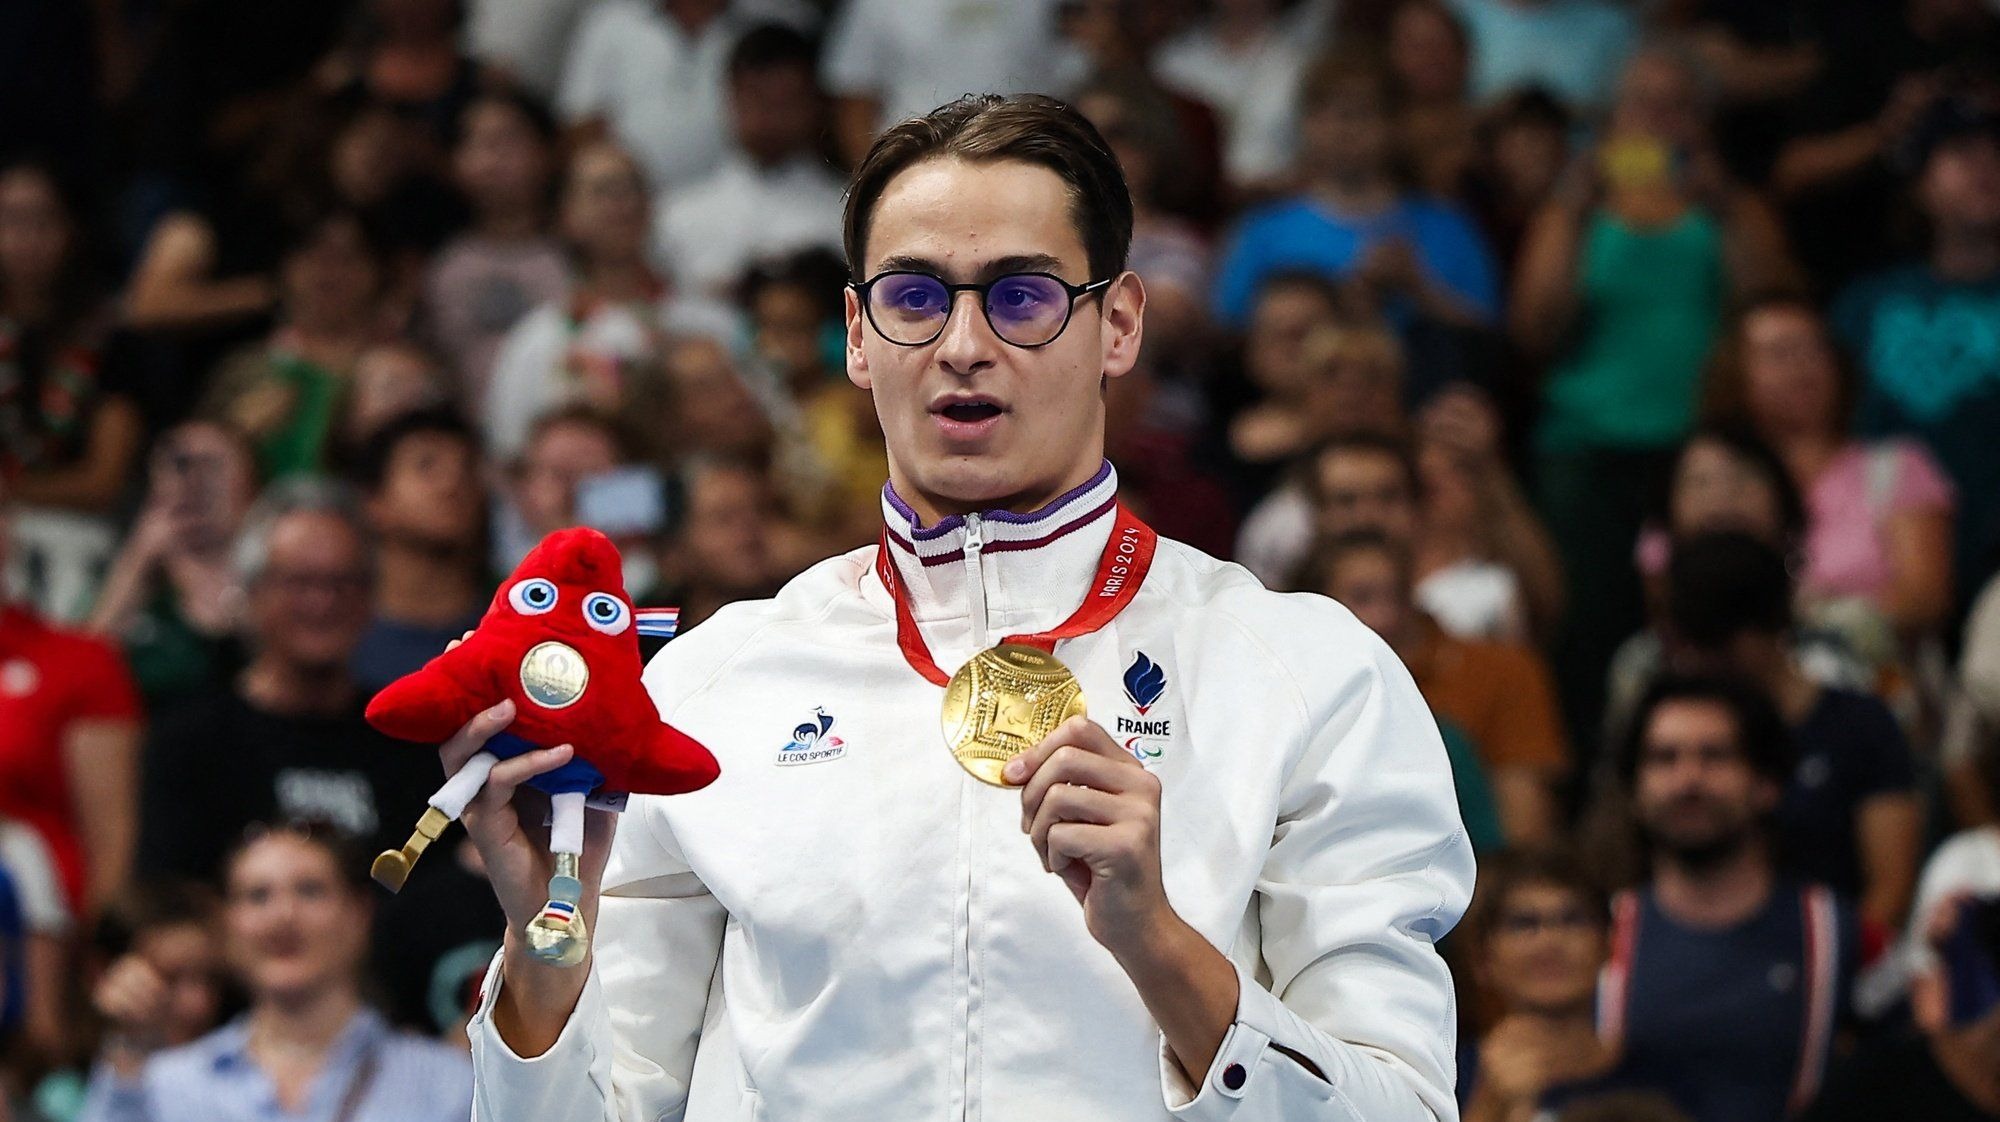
xmin=868 ymin=253 xmax=1071 ymax=282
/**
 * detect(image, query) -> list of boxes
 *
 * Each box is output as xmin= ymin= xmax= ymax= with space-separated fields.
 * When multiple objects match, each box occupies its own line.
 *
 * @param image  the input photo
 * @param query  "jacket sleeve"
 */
xmin=1162 ymin=611 xmax=1475 ymax=1122
xmin=467 ymin=796 xmax=727 ymax=1122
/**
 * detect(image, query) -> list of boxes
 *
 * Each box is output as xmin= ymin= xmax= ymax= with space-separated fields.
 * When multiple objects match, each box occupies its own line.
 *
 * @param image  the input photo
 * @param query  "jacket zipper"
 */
xmin=958 ymin=513 xmax=986 ymax=1121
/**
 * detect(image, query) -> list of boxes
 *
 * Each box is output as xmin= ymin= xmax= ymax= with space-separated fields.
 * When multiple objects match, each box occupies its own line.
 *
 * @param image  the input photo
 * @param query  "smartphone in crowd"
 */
xmin=574 ymin=466 xmax=667 ymax=539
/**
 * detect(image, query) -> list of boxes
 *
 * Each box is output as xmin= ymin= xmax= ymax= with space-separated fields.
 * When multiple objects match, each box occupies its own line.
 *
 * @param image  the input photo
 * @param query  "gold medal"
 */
xmin=940 ymin=643 xmax=1086 ymax=785
xmin=520 ymin=641 xmax=589 ymax=709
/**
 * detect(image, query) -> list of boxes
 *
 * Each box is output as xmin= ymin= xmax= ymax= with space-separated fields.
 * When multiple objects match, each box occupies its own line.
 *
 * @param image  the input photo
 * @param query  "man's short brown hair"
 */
xmin=842 ymin=94 xmax=1134 ymax=283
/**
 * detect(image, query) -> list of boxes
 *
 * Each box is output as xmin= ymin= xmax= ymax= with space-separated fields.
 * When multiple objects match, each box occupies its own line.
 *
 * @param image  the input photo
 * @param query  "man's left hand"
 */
xmin=1004 ymin=715 xmax=1171 ymax=956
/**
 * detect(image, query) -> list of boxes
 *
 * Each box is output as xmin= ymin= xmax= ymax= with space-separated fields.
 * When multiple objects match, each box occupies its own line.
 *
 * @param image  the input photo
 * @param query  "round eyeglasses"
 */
xmin=852 ymin=271 xmax=1113 ymax=349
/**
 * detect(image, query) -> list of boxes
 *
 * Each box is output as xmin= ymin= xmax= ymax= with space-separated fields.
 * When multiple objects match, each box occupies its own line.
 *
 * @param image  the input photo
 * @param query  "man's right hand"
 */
xmin=439 ymin=680 xmax=618 ymax=1054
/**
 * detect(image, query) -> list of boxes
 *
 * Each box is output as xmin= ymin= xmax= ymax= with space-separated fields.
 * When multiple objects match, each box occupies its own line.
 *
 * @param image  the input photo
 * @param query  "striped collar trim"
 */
xmin=881 ymin=462 xmax=1118 ymax=568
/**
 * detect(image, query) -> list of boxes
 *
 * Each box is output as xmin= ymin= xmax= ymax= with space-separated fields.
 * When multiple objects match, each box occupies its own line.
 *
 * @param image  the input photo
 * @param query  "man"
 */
xmin=1835 ymin=97 xmax=2000 ymax=617
xmin=138 ymin=478 xmax=439 ymax=880
xmin=1603 ymin=675 xmax=1858 ymax=1122
xmin=642 ymin=458 xmax=784 ymax=630
xmin=1663 ymin=530 xmax=1921 ymax=933
xmin=352 ymin=408 xmax=491 ymax=691
xmin=1314 ymin=529 xmax=1560 ymax=848
xmin=457 ymin=94 xmax=1471 ymax=1121
xmin=653 ymin=24 xmax=847 ymax=300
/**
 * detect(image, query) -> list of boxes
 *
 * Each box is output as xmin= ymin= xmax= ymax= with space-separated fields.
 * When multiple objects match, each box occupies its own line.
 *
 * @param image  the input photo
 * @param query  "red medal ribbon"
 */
xmin=875 ymin=502 xmax=1158 ymax=686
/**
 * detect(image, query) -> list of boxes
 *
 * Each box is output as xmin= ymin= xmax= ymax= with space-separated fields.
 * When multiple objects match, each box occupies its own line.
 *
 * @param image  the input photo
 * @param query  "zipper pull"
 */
xmin=963 ymin=514 xmax=988 ymax=648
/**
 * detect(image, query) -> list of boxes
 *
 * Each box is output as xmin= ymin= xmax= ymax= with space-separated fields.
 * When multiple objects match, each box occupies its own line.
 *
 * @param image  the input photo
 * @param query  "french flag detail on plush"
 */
xmin=1123 ymin=652 xmax=1166 ymax=715
xmin=635 ymin=608 xmax=681 ymax=639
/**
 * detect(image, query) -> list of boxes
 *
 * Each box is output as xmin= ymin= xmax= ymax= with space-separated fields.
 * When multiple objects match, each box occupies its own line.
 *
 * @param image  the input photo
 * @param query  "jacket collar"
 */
xmin=876 ymin=462 xmax=1121 ymax=652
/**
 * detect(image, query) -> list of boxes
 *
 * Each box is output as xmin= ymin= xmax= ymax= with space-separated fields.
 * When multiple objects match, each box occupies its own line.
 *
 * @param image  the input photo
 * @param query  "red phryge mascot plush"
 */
xmin=365 ymin=527 xmax=718 ymax=965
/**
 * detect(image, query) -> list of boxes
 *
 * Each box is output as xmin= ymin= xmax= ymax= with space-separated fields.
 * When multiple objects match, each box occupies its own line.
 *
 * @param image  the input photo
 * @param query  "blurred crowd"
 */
xmin=1 ymin=0 xmax=1998 ymax=1120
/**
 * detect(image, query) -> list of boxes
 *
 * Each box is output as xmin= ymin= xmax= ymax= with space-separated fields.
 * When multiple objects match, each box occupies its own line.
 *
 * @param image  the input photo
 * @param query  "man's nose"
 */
xmin=933 ymin=290 xmax=1000 ymax=376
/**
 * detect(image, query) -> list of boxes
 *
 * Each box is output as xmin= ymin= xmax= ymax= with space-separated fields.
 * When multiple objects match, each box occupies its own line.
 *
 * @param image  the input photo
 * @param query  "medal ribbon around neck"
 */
xmin=875 ymin=501 xmax=1159 ymax=687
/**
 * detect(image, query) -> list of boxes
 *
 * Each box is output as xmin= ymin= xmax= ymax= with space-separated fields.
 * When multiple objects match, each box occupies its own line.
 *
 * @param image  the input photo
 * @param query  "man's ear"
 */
xmin=1099 ymin=271 xmax=1146 ymax=383
xmin=844 ymin=285 xmax=871 ymax=391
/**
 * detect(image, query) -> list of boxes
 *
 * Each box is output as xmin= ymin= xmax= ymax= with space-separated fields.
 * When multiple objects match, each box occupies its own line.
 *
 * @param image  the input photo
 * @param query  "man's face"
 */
xmin=1314 ymin=449 xmax=1418 ymax=544
xmin=731 ymin=64 xmax=822 ymax=166
xmin=517 ymin=421 xmax=620 ymax=536
xmin=247 ymin=511 xmax=372 ymax=673
xmin=1482 ymin=882 xmax=1608 ymax=1016
xmin=846 ymin=157 xmax=1143 ymax=514
xmin=1322 ymin=549 xmax=1408 ymax=641
xmin=682 ymin=467 xmax=773 ymax=596
xmin=560 ymin=144 xmax=650 ymax=261
xmin=1245 ymin=284 xmax=1336 ymax=395
xmin=1633 ymin=698 xmax=1776 ymax=865
xmin=370 ymin=432 xmax=484 ymax=550
xmin=1920 ymin=135 xmax=2000 ymax=234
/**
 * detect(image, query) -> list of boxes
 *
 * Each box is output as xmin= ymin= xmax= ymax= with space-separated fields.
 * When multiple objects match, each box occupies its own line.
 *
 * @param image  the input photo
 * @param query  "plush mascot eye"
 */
xmin=509 ymin=578 xmax=559 ymax=615
xmin=582 ymin=592 xmax=630 ymax=635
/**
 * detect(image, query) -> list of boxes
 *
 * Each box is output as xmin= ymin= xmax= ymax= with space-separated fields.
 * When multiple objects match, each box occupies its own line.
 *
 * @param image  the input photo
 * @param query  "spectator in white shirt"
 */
xmin=465 ymin=0 xmax=599 ymax=98
xmin=1152 ymin=0 xmax=1322 ymax=190
xmin=822 ymin=0 xmax=1072 ymax=166
xmin=653 ymin=24 xmax=846 ymax=301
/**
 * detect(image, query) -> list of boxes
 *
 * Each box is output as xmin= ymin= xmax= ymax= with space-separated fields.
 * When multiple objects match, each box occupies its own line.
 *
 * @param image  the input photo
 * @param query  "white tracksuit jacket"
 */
xmin=468 ymin=463 xmax=1474 ymax=1121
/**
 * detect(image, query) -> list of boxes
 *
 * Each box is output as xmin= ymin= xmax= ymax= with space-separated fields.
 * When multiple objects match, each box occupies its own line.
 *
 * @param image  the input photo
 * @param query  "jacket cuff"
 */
xmin=466 ymin=948 xmax=604 ymax=1112
xmin=1159 ymin=960 xmax=1345 ymax=1120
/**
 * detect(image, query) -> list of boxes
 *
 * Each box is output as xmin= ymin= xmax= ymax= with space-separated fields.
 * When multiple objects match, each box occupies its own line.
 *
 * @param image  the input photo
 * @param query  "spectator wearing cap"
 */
xmin=1834 ymin=96 xmax=2000 ymax=624
xmin=80 ymin=822 xmax=471 ymax=1122
xmin=1663 ymin=530 xmax=1922 ymax=934
xmin=1599 ymin=673 xmax=1858 ymax=1122
xmin=652 ymin=24 xmax=846 ymax=302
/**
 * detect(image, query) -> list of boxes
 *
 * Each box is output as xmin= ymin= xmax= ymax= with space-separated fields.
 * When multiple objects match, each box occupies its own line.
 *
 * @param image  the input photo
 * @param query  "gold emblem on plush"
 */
xmin=520 ymin=641 xmax=589 ymax=709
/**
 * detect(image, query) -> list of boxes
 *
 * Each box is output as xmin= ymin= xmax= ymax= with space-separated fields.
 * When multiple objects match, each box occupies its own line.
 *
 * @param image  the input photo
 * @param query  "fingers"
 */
xmin=1004 ymin=715 xmax=1129 ymax=785
xmin=440 ymin=699 xmax=515 ymax=773
xmin=1027 ymin=782 xmax=1125 ymax=872
xmin=468 ymin=743 xmax=575 ymax=818
xmin=1045 ymin=819 xmax=1147 ymax=882
xmin=1018 ymin=745 xmax=1151 ymax=832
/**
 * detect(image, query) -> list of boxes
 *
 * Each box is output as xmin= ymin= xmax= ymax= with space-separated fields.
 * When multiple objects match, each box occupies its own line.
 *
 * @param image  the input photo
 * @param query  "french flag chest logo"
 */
xmin=1116 ymin=652 xmax=1171 ymax=762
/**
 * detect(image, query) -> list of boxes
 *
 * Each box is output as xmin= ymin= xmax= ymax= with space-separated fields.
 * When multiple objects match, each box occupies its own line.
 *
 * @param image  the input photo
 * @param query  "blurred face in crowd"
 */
xmin=1919 ymin=134 xmax=2000 ymax=236
xmin=1633 ymin=698 xmax=1777 ymax=867
xmin=1389 ymin=1 xmax=1469 ymax=104
xmin=134 ymin=920 xmax=225 ymax=1046
xmin=1308 ymin=327 xmax=1405 ymax=438
xmin=247 ymin=511 xmax=372 ymax=673
xmin=1610 ymin=51 xmax=1705 ymax=149
xmin=1739 ymin=304 xmax=1843 ymax=441
xmin=1299 ymin=79 xmax=1394 ymax=184
xmin=329 ymin=105 xmax=409 ymax=209
xmin=668 ymin=336 xmax=772 ymax=460
xmin=346 ymin=344 xmax=449 ymax=443
xmin=1487 ymin=114 xmax=1568 ymax=205
xmin=1481 ymin=881 xmax=1608 ymax=1017
xmin=281 ymin=216 xmax=382 ymax=333
xmin=754 ymin=281 xmax=831 ymax=384
xmin=369 ymin=430 xmax=484 ymax=551
xmin=150 ymin=421 xmax=260 ymax=553
xmin=846 ymin=157 xmax=1144 ymax=516
xmin=375 ymin=0 xmax=457 ymax=39
xmin=1321 ymin=545 xmax=1410 ymax=642
xmin=517 ymin=418 xmax=621 ymax=535
xmin=560 ymin=144 xmax=651 ymax=266
xmin=224 ymin=835 xmax=368 ymax=1008
xmin=1313 ymin=447 xmax=1420 ymax=545
xmin=455 ymin=99 xmax=553 ymax=217
xmin=1669 ymin=438 xmax=1786 ymax=543
xmin=679 ymin=463 xmax=775 ymax=597
xmin=731 ymin=61 xmax=823 ymax=167
xmin=1245 ymin=282 xmax=1339 ymax=397
xmin=0 ymin=166 xmax=71 ymax=298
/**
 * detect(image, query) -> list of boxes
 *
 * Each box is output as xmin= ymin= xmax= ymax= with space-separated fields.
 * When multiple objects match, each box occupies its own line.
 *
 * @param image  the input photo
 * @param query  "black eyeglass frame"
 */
xmin=849 ymin=270 xmax=1115 ymax=349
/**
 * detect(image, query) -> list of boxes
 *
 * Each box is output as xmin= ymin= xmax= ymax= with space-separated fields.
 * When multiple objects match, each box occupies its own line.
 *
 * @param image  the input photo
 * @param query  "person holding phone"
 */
xmin=445 ymin=93 xmax=1472 ymax=1122
xmin=1798 ymin=893 xmax=2000 ymax=1122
